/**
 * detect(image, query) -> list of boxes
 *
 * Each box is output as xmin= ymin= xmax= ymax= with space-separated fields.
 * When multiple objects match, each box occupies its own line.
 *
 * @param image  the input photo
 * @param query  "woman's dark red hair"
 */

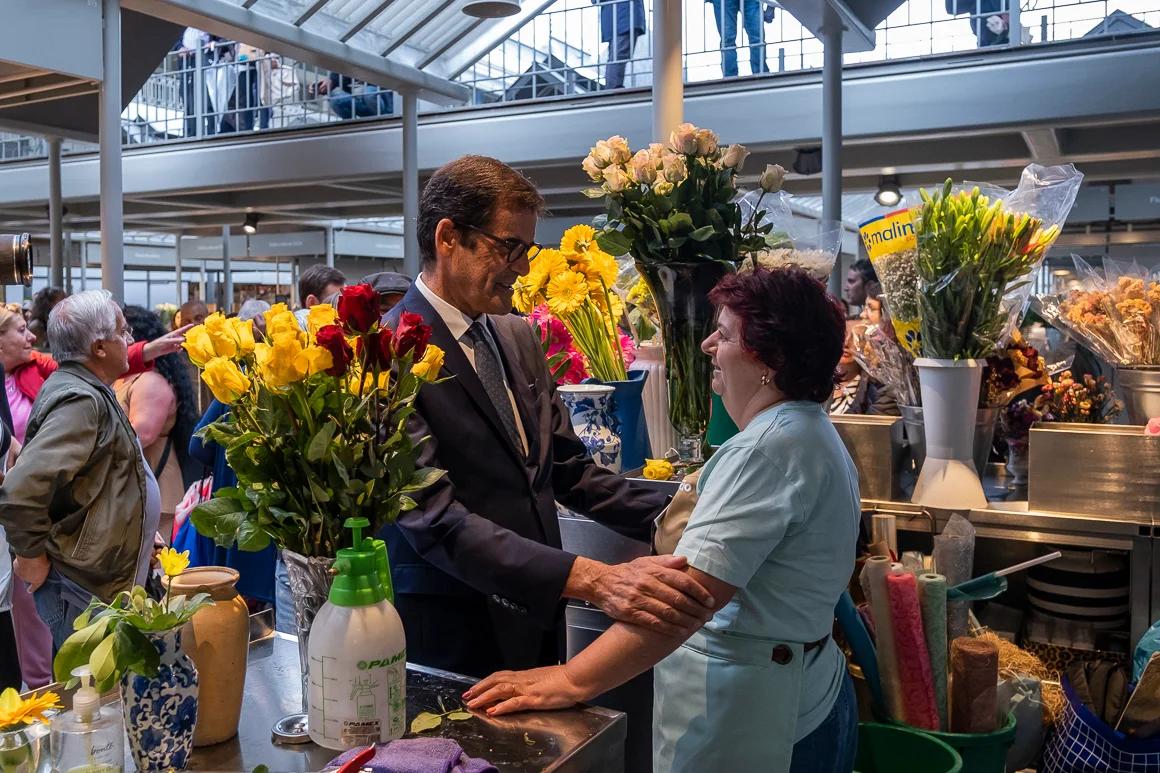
xmin=708 ymin=266 xmax=846 ymax=403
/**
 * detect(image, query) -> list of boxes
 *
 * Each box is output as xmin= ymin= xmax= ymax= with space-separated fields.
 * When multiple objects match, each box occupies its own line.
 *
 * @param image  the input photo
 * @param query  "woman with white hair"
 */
xmin=0 ymin=291 xmax=184 ymax=647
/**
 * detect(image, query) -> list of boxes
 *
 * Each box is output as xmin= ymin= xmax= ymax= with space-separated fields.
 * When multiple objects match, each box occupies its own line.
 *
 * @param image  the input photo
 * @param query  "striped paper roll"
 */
xmin=918 ymin=572 xmax=949 ymax=730
xmin=887 ymin=570 xmax=940 ymax=730
xmin=861 ymin=555 xmax=904 ymax=720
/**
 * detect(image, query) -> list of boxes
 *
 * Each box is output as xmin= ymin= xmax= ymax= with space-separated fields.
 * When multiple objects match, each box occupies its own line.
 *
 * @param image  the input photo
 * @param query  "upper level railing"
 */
xmin=0 ymin=0 xmax=1155 ymax=161
xmin=457 ymin=0 xmax=1159 ymax=102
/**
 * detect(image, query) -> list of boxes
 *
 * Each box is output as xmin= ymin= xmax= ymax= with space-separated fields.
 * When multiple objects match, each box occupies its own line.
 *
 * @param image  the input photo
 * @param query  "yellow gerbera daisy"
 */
xmin=0 ymin=688 xmax=61 ymax=730
xmin=530 ymin=248 xmax=568 ymax=279
xmin=560 ymin=224 xmax=598 ymax=256
xmin=583 ymin=250 xmax=620 ymax=290
xmin=546 ymin=271 xmax=590 ymax=317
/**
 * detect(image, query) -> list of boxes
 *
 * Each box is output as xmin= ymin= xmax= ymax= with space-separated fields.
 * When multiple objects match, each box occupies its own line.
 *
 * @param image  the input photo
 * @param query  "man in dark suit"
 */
xmin=382 ymin=155 xmax=714 ymax=680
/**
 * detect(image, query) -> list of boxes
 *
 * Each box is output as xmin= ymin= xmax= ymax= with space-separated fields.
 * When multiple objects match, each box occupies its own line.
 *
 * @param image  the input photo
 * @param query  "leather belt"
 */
xmin=771 ymin=634 xmax=830 ymax=665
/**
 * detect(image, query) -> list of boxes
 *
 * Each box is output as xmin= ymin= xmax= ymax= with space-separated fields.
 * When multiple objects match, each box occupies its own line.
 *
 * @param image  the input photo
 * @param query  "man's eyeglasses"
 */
xmin=456 ymin=222 xmax=541 ymax=265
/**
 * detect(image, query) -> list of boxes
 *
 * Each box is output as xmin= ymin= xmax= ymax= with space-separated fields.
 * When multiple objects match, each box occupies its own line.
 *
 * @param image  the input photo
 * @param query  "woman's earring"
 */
xmin=760 ymin=372 xmax=771 ymax=387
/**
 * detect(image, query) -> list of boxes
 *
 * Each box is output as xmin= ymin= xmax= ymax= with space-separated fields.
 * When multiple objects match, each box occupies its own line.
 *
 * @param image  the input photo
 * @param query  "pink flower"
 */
xmin=1146 ymin=418 xmax=1160 ymax=436
xmin=619 ymin=334 xmax=637 ymax=367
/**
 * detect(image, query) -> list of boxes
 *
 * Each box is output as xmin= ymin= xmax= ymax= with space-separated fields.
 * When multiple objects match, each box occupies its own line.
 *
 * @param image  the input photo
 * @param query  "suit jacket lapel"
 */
xmin=397 ymin=287 xmax=525 ymax=465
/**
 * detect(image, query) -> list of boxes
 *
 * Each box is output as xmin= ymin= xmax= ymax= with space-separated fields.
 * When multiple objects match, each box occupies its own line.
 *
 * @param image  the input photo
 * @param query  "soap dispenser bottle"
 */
xmin=50 ymin=665 xmax=124 ymax=773
xmin=307 ymin=517 xmax=407 ymax=751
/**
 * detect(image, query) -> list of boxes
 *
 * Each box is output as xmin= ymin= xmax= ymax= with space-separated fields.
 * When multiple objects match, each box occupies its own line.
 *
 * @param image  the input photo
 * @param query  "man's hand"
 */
xmin=566 ymin=555 xmax=716 ymax=638
xmin=142 ymin=324 xmax=193 ymax=362
xmin=15 ymin=554 xmax=51 ymax=592
xmin=462 ymin=664 xmax=586 ymax=716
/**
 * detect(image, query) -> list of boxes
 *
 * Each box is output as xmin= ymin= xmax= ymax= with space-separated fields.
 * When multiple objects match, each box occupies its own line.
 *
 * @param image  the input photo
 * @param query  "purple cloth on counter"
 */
xmin=326 ymin=739 xmax=498 ymax=773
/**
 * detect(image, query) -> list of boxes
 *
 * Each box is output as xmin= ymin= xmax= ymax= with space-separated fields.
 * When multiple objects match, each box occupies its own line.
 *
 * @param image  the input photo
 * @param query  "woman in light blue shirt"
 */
xmin=466 ymin=266 xmax=861 ymax=771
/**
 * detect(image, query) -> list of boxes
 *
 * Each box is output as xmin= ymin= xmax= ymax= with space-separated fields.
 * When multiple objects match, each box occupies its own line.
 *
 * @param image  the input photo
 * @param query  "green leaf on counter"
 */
xmin=410 ymin=712 xmax=443 ymax=733
xmin=446 ymin=711 xmax=472 ymax=721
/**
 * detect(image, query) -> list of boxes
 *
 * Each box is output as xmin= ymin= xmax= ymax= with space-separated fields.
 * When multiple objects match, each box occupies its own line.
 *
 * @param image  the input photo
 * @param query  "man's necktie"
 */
xmin=464 ymin=321 xmax=523 ymax=454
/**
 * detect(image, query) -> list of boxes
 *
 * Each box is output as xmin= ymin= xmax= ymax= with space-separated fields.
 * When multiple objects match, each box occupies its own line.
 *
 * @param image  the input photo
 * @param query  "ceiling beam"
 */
xmin=122 ymin=0 xmax=470 ymax=104
xmin=381 ymin=0 xmax=458 ymax=57
xmin=294 ymin=0 xmax=332 ymax=27
xmin=340 ymin=0 xmax=396 ymax=43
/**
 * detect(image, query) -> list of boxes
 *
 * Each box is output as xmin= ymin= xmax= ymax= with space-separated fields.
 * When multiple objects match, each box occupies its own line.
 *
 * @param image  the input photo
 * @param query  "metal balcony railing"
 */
xmin=0 ymin=0 xmax=1154 ymax=161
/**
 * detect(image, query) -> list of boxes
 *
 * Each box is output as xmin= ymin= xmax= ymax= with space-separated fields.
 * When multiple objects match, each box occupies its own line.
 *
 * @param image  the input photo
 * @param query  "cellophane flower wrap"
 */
xmin=914 ymin=164 xmax=1083 ymax=359
xmin=1036 ymin=256 xmax=1160 ymax=366
xmin=184 ymin=289 xmax=446 ymax=558
xmin=514 ymin=224 xmax=635 ymax=382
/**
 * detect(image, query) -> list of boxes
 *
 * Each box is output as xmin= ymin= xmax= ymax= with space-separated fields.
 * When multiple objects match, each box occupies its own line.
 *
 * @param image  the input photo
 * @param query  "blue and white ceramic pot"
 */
xmin=122 ymin=628 xmax=199 ymax=771
xmin=558 ymin=384 xmax=622 ymax=472
xmin=583 ymin=369 xmax=651 ymax=471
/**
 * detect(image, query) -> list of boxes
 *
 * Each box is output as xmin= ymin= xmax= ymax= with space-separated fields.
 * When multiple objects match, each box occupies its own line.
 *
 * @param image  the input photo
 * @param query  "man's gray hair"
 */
xmin=48 ymin=289 xmax=118 ymax=363
xmin=238 ymin=298 xmax=271 ymax=322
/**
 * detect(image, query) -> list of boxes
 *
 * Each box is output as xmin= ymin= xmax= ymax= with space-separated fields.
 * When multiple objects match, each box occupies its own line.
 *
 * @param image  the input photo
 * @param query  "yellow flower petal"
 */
xmin=546 ymin=271 xmax=589 ymax=317
xmin=411 ymin=344 xmax=445 ymax=382
xmin=202 ymin=357 xmax=251 ymax=404
xmin=560 ymin=224 xmax=598 ymax=256
xmin=182 ymin=325 xmax=217 ymax=368
xmin=158 ymin=546 xmax=191 ymax=578
xmin=307 ymin=303 xmax=339 ymax=335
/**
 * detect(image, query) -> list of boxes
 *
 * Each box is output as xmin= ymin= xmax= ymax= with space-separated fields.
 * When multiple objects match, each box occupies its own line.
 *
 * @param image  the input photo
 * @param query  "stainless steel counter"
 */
xmin=188 ymin=633 xmax=626 ymax=773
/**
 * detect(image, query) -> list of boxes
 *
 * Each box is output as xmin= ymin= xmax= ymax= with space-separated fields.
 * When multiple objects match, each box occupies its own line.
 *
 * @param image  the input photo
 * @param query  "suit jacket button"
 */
xmin=771 ymin=645 xmax=793 ymax=665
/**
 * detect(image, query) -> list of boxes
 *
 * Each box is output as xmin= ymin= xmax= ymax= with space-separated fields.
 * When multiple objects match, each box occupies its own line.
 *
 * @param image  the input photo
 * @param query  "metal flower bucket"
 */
xmin=1115 ymin=366 xmax=1160 ymax=425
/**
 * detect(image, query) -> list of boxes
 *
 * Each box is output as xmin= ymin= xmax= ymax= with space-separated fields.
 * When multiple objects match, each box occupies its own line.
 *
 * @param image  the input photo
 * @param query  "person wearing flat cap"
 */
xmin=361 ymin=271 xmax=412 ymax=313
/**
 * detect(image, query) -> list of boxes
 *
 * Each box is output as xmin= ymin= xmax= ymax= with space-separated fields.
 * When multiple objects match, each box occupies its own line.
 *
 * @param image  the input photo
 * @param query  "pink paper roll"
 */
xmin=887 ymin=570 xmax=941 ymax=730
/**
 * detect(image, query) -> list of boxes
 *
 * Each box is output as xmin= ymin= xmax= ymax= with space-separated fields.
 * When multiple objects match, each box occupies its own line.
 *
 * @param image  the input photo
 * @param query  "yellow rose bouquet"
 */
xmin=513 ymin=224 xmax=633 ymax=382
xmin=183 ymin=285 xmax=446 ymax=558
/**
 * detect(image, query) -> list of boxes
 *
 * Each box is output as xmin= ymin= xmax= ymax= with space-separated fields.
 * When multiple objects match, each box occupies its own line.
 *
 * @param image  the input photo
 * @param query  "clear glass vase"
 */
xmin=0 ymin=725 xmax=45 ymax=773
xmin=635 ymin=259 xmax=734 ymax=463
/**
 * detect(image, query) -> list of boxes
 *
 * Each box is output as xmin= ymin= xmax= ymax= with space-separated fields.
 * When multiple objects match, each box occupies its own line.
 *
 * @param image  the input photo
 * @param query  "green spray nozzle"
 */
xmin=344 ymin=517 xmax=371 ymax=550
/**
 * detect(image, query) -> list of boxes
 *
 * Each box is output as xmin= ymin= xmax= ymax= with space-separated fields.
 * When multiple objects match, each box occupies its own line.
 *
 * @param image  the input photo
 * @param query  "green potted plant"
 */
xmin=54 ymin=548 xmax=212 ymax=771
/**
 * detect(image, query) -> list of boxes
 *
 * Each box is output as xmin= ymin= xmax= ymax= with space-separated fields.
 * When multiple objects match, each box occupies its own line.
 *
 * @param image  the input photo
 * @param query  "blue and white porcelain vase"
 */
xmin=122 ymin=628 xmax=199 ymax=771
xmin=558 ymin=384 xmax=622 ymax=472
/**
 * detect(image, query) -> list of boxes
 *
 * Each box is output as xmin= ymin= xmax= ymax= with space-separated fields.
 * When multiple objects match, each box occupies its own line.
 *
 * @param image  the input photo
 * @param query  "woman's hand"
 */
xmin=143 ymin=324 xmax=193 ymax=362
xmin=462 ymin=665 xmax=587 ymax=717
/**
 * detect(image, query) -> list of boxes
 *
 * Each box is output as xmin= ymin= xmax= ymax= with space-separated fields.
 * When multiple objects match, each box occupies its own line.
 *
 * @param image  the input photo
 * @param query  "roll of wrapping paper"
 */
xmin=886 ymin=569 xmax=940 ymax=730
xmin=933 ymin=531 xmax=974 ymax=640
xmin=950 ymin=636 xmax=999 ymax=733
xmin=861 ymin=555 xmax=904 ymax=720
xmin=918 ymin=573 xmax=949 ymax=730
xmin=871 ymin=513 xmax=898 ymax=558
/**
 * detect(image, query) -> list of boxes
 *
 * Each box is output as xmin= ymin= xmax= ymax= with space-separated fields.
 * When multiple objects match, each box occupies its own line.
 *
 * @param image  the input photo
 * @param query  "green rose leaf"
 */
xmin=306 ymin=422 xmax=337 ymax=463
xmin=410 ymin=712 xmax=443 ymax=733
xmin=446 ymin=711 xmax=472 ymax=721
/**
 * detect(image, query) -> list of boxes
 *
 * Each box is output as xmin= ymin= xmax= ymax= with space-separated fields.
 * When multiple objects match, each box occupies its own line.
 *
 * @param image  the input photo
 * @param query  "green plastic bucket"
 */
xmin=921 ymin=712 xmax=1017 ymax=773
xmin=856 ymin=723 xmax=962 ymax=773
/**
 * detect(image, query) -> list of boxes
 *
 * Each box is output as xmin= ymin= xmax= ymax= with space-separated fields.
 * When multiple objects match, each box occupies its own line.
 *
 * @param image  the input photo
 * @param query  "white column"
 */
xmin=651 ymin=0 xmax=683 ymax=143
xmin=64 ymin=230 xmax=73 ymax=293
xmin=222 ymin=225 xmax=232 ymax=313
xmin=48 ymin=137 xmax=64 ymax=288
xmin=402 ymin=91 xmax=420 ymax=278
xmin=325 ymin=224 xmax=335 ymax=267
xmin=100 ymin=0 xmax=124 ymax=299
xmin=821 ymin=3 xmax=843 ymax=297
xmin=175 ymin=231 xmax=184 ymax=306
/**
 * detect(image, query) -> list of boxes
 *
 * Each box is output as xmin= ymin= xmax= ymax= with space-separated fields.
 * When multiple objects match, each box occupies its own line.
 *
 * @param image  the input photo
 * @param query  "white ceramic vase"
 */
xmin=911 ymin=358 xmax=988 ymax=509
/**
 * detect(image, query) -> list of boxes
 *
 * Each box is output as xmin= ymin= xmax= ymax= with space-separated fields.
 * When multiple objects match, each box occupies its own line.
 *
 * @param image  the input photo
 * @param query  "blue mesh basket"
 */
xmin=1041 ymin=675 xmax=1160 ymax=773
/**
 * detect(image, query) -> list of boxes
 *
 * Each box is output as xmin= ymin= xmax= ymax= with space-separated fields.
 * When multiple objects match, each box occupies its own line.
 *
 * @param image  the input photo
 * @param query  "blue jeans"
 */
xmin=32 ymin=572 xmax=93 ymax=652
xmin=709 ymin=0 xmax=768 ymax=77
xmin=274 ymin=557 xmax=294 ymax=634
xmin=329 ymin=86 xmax=394 ymax=120
xmin=790 ymin=671 xmax=859 ymax=773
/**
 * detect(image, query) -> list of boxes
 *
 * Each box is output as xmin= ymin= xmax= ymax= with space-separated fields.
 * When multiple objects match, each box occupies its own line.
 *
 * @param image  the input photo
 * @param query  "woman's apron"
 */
xmin=652 ymin=624 xmax=807 ymax=773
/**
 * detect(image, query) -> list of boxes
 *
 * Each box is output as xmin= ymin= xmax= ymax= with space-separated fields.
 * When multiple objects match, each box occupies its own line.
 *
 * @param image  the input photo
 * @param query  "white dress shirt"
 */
xmin=414 ymin=275 xmax=529 ymax=454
